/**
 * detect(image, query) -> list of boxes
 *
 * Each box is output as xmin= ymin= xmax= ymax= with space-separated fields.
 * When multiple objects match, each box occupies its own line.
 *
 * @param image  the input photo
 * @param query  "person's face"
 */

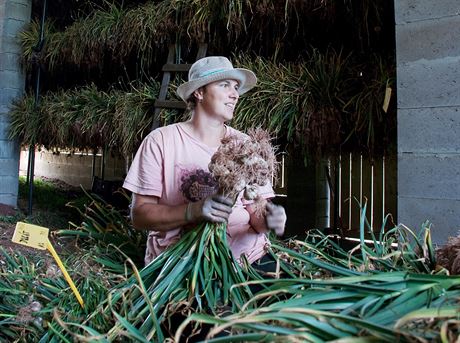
xmin=194 ymin=79 xmax=240 ymax=121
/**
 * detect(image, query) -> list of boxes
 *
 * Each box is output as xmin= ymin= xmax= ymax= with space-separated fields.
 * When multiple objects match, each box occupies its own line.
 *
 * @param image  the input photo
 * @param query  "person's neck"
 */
xmin=184 ymin=115 xmax=226 ymax=148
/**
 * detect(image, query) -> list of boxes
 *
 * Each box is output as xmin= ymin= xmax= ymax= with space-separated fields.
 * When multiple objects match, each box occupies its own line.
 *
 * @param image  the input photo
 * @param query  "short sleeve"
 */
xmin=123 ymin=131 xmax=164 ymax=196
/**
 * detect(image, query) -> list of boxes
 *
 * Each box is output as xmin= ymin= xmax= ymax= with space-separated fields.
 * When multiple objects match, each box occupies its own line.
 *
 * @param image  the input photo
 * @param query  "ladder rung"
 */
xmin=162 ymin=63 xmax=193 ymax=72
xmin=154 ymin=100 xmax=187 ymax=110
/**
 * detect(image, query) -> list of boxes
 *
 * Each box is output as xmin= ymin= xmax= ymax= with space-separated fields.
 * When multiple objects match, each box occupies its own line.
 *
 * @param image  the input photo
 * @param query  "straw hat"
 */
xmin=176 ymin=56 xmax=257 ymax=102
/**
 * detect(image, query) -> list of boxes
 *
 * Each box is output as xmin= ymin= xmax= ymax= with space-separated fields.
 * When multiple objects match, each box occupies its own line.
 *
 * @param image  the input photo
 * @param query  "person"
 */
xmin=123 ymin=56 xmax=287 ymax=272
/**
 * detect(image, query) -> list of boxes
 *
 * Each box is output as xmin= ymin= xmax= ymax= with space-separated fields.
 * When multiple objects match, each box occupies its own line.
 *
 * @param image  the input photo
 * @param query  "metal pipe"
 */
xmin=91 ymin=149 xmax=97 ymax=178
xmin=315 ymin=158 xmax=330 ymax=230
xmin=27 ymin=0 xmax=47 ymax=215
xmin=100 ymin=145 xmax=107 ymax=181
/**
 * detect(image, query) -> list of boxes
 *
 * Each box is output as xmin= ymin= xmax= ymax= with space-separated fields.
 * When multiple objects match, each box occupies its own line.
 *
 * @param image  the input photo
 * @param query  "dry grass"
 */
xmin=436 ymin=235 xmax=460 ymax=275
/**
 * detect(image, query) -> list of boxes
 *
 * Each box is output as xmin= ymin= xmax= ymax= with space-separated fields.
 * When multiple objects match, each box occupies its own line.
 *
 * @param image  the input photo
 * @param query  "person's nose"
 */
xmin=230 ymin=88 xmax=239 ymax=100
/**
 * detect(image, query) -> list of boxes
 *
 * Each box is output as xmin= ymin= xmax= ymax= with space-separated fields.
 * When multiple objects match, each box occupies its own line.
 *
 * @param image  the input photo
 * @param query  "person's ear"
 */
xmin=193 ymin=88 xmax=204 ymax=102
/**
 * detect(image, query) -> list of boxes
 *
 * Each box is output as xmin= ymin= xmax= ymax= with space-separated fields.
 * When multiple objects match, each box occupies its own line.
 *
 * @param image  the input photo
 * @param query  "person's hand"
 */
xmin=265 ymin=202 xmax=286 ymax=236
xmin=187 ymin=194 xmax=234 ymax=223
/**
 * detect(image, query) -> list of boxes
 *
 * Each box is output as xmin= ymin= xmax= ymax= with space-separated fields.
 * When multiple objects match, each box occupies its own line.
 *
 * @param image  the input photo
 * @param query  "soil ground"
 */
xmin=0 ymin=177 xmax=85 ymax=258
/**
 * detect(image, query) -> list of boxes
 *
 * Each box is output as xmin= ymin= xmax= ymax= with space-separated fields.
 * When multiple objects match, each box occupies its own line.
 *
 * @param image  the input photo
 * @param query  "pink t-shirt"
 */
xmin=123 ymin=123 xmax=275 ymax=265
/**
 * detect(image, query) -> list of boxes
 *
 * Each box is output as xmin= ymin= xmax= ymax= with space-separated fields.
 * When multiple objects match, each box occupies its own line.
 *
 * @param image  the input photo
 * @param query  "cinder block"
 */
xmin=5 ymin=1 xmax=31 ymax=21
xmin=0 ymin=193 xmax=18 ymax=207
xmin=0 ymin=158 xmax=20 ymax=176
xmin=0 ymin=88 xmax=23 ymax=106
xmin=4 ymin=18 xmax=28 ymax=37
xmin=0 ymin=3 xmax=5 ymax=18
xmin=0 ymin=105 xmax=13 ymax=115
xmin=0 ymin=112 xmax=11 ymax=121
xmin=0 ymin=175 xmax=19 ymax=194
xmin=396 ymin=15 xmax=460 ymax=63
xmin=398 ymin=196 xmax=460 ymax=244
xmin=398 ymin=153 xmax=460 ymax=199
xmin=0 ymin=52 xmax=23 ymax=71
xmin=0 ymin=139 xmax=19 ymax=158
xmin=0 ymin=35 xmax=22 ymax=53
xmin=0 ymin=119 xmax=13 ymax=138
xmin=10 ymin=0 xmax=32 ymax=6
xmin=398 ymin=107 xmax=460 ymax=153
xmin=397 ymin=57 xmax=460 ymax=108
xmin=0 ymin=70 xmax=25 ymax=88
xmin=395 ymin=0 xmax=460 ymax=24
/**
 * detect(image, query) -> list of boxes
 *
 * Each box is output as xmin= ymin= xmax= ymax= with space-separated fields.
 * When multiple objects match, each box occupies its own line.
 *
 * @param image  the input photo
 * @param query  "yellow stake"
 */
xmin=46 ymin=239 xmax=85 ymax=308
xmin=12 ymin=222 xmax=85 ymax=308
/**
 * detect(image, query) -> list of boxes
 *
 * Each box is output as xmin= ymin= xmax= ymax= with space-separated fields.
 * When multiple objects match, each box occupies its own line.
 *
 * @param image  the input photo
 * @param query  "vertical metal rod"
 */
xmin=333 ymin=156 xmax=340 ymax=233
xmin=27 ymin=0 xmax=47 ymax=215
xmin=315 ymin=158 xmax=330 ymax=230
xmin=27 ymin=145 xmax=36 ymax=214
xmin=338 ymin=154 xmax=342 ymax=218
xmin=382 ymin=156 xmax=386 ymax=229
xmin=91 ymin=149 xmax=97 ymax=178
xmin=280 ymin=153 xmax=285 ymax=188
xmin=100 ymin=146 xmax=107 ymax=181
xmin=359 ymin=154 xmax=363 ymax=206
xmin=26 ymin=148 xmax=31 ymax=184
xmin=348 ymin=153 xmax=352 ymax=230
xmin=370 ymin=162 xmax=374 ymax=230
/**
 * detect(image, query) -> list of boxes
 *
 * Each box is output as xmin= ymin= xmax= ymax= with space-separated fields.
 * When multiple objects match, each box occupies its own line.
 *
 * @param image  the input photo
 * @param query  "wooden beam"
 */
xmin=162 ymin=64 xmax=192 ymax=72
xmin=154 ymin=100 xmax=187 ymax=110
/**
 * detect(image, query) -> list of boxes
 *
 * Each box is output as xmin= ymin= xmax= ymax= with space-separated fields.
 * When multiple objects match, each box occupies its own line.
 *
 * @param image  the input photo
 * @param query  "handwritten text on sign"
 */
xmin=12 ymin=222 xmax=49 ymax=250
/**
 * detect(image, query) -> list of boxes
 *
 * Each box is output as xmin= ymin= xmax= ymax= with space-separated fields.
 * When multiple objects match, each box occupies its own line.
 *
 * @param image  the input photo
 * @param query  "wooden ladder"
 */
xmin=151 ymin=43 xmax=208 ymax=130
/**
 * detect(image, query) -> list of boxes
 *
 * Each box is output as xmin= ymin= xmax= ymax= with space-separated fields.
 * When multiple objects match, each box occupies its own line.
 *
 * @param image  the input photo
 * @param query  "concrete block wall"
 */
xmin=395 ymin=1 xmax=460 ymax=243
xmin=19 ymin=150 xmax=127 ymax=189
xmin=0 ymin=0 xmax=31 ymax=207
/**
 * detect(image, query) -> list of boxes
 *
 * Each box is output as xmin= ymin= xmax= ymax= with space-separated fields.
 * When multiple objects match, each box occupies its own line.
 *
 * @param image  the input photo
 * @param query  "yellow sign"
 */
xmin=12 ymin=222 xmax=85 ymax=308
xmin=12 ymin=222 xmax=49 ymax=250
xmin=382 ymin=86 xmax=392 ymax=113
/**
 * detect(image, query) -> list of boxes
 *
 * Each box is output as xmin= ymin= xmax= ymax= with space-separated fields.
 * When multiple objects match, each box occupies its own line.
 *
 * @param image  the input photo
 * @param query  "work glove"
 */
xmin=265 ymin=202 xmax=287 ymax=236
xmin=187 ymin=194 xmax=234 ymax=223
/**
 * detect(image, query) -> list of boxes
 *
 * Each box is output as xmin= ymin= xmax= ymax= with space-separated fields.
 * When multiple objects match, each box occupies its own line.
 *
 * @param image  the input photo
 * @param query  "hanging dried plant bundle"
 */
xmin=436 ymin=235 xmax=460 ymax=275
xmin=209 ymin=128 xmax=278 ymax=214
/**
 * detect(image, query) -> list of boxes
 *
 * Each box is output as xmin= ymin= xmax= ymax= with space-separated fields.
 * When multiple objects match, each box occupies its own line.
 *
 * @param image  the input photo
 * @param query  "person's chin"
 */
xmin=219 ymin=111 xmax=233 ymax=122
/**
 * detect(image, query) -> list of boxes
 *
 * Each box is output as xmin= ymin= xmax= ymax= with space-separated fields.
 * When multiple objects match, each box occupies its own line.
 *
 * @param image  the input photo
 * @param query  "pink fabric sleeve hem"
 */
xmin=122 ymin=180 xmax=162 ymax=197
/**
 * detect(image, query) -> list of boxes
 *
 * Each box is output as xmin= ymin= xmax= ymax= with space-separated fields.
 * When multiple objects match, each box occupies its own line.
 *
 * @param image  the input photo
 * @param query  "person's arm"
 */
xmin=130 ymin=193 xmax=234 ymax=232
xmin=130 ymin=193 xmax=187 ymax=231
xmin=247 ymin=201 xmax=286 ymax=236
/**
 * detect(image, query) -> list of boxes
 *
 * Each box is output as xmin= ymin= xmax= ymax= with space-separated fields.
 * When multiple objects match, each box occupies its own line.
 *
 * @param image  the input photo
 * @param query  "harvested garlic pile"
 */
xmin=209 ymin=128 xmax=278 ymax=212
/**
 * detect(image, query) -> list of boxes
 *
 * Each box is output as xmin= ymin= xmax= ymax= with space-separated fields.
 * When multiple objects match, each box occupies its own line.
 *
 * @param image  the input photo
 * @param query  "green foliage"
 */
xmin=59 ymin=189 xmax=146 ymax=267
xmin=0 ymin=212 xmax=24 ymax=224
xmin=21 ymin=1 xmax=390 ymax=70
xmin=1 ymin=201 xmax=459 ymax=341
xmin=9 ymin=81 xmax=159 ymax=156
xmin=18 ymin=177 xmax=75 ymax=211
xmin=0 ymin=246 xmax=123 ymax=342
xmin=13 ymin=176 xmax=86 ymax=229
xmin=10 ymin=52 xmax=394 ymax=157
xmin=233 ymin=51 xmax=394 ymax=156
xmin=177 ymin=273 xmax=460 ymax=342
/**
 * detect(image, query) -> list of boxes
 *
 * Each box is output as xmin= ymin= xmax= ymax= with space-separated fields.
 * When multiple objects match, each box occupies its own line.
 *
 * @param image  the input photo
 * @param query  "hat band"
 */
xmin=198 ymin=68 xmax=228 ymax=78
